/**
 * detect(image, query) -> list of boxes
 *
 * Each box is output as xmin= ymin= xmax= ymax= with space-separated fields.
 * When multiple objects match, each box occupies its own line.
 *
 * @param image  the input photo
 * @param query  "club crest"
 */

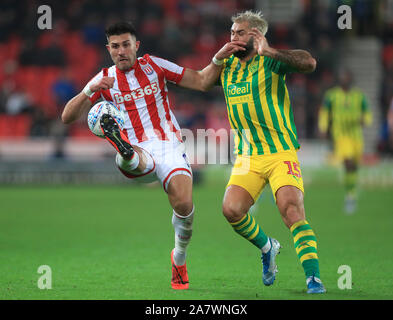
xmin=142 ymin=65 xmax=154 ymax=75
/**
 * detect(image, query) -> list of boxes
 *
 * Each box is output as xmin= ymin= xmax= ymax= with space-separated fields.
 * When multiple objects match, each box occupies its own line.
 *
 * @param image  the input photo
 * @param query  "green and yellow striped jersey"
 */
xmin=220 ymin=54 xmax=299 ymax=156
xmin=319 ymin=86 xmax=372 ymax=141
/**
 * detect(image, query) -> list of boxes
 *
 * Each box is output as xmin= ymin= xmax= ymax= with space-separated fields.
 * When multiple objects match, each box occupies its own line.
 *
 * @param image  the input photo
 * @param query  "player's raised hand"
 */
xmin=90 ymin=76 xmax=115 ymax=92
xmin=214 ymin=41 xmax=247 ymax=60
xmin=248 ymin=28 xmax=270 ymax=56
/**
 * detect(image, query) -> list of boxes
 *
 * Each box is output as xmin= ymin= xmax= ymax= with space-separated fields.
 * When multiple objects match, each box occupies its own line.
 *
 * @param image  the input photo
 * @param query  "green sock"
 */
xmin=230 ymin=213 xmax=268 ymax=250
xmin=290 ymin=220 xmax=321 ymax=278
xmin=345 ymin=171 xmax=357 ymax=196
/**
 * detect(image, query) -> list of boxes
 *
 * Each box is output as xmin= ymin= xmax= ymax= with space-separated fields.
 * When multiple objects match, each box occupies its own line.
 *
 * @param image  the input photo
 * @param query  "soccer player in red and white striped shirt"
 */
xmin=62 ymin=21 xmax=245 ymax=290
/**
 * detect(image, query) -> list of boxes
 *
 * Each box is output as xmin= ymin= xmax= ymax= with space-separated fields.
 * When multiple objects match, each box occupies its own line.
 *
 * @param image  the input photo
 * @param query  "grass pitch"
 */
xmin=0 ymin=165 xmax=392 ymax=300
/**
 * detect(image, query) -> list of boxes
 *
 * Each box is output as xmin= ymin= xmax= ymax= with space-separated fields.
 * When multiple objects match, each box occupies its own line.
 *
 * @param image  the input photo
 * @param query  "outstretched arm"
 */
xmin=61 ymin=93 xmax=92 ymax=124
xmin=61 ymin=77 xmax=115 ymax=124
xmin=178 ymin=40 xmax=247 ymax=92
xmin=249 ymin=28 xmax=316 ymax=73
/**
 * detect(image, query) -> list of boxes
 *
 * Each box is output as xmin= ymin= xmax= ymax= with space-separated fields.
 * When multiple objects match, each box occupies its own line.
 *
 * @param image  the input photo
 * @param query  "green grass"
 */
xmin=0 ymin=166 xmax=392 ymax=300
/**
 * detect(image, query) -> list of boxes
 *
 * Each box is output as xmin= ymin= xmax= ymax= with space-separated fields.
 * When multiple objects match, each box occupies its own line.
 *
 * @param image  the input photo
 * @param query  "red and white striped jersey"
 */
xmin=88 ymin=54 xmax=185 ymax=145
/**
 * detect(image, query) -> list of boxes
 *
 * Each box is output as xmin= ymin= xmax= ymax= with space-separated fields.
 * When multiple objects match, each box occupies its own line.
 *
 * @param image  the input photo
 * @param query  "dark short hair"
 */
xmin=105 ymin=21 xmax=137 ymax=39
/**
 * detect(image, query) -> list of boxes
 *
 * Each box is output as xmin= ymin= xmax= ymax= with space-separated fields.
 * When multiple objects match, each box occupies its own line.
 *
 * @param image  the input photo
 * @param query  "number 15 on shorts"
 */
xmin=284 ymin=161 xmax=302 ymax=178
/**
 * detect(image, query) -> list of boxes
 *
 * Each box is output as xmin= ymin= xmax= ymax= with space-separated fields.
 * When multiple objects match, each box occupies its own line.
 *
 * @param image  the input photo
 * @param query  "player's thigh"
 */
xmin=227 ymin=155 xmax=267 ymax=202
xmin=334 ymin=137 xmax=353 ymax=162
xmin=132 ymin=145 xmax=152 ymax=172
xmin=268 ymin=151 xmax=305 ymax=202
xmin=154 ymin=142 xmax=192 ymax=193
xmin=335 ymin=137 xmax=363 ymax=164
xmin=353 ymin=140 xmax=364 ymax=164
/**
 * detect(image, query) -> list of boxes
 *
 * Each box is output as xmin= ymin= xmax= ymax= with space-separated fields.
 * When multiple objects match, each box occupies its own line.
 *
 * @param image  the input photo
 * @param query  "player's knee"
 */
xmin=172 ymin=198 xmax=193 ymax=216
xmin=284 ymin=200 xmax=301 ymax=216
xmin=344 ymin=159 xmax=357 ymax=172
xmin=222 ymin=201 xmax=246 ymax=223
xmin=167 ymin=174 xmax=193 ymax=216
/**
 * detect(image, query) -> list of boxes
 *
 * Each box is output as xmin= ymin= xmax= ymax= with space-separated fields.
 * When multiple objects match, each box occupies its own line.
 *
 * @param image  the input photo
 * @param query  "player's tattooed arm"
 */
xmin=248 ymin=27 xmax=316 ymax=73
xmin=268 ymin=49 xmax=316 ymax=73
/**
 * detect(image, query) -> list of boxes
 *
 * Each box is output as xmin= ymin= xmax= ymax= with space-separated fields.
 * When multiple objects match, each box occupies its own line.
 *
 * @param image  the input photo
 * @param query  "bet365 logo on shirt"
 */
xmin=114 ymin=82 xmax=159 ymax=104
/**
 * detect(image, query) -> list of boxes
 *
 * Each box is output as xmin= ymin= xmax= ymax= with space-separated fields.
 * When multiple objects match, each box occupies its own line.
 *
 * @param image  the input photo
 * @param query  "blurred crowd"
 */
xmin=0 ymin=0 xmax=392 ymax=155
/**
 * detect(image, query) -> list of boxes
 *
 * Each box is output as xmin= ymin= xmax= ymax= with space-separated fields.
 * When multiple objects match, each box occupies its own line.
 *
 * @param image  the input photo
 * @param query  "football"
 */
xmin=87 ymin=101 xmax=125 ymax=138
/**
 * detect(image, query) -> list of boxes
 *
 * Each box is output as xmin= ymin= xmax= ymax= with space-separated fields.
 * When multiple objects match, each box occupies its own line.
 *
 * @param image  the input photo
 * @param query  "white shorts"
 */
xmin=116 ymin=139 xmax=192 ymax=192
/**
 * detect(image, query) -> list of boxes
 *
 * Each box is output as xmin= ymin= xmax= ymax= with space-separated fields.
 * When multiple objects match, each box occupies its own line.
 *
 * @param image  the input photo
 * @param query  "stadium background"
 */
xmin=0 ymin=0 xmax=392 ymax=300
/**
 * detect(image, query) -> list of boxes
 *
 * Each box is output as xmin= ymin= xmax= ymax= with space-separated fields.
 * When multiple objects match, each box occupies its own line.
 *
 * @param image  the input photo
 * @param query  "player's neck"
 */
xmin=116 ymin=58 xmax=138 ymax=73
xmin=238 ymin=52 xmax=257 ymax=63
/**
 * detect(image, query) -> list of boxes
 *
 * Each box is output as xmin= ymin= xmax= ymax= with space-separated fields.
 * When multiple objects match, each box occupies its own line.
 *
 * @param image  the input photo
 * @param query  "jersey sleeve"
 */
xmin=149 ymin=55 xmax=185 ymax=84
xmin=263 ymin=56 xmax=296 ymax=75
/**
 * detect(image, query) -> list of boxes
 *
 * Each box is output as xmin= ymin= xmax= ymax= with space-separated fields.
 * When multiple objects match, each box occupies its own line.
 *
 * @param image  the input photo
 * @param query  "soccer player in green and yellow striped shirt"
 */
xmin=201 ymin=10 xmax=326 ymax=293
xmin=319 ymin=70 xmax=372 ymax=213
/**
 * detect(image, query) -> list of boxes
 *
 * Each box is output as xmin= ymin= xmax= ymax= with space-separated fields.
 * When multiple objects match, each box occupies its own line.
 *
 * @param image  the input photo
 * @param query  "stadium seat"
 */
xmin=0 ymin=114 xmax=32 ymax=138
xmin=6 ymin=35 xmax=22 ymax=61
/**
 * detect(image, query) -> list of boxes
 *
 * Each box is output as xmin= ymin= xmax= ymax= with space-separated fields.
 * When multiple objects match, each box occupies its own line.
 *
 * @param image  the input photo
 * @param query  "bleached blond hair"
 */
xmin=231 ymin=10 xmax=268 ymax=36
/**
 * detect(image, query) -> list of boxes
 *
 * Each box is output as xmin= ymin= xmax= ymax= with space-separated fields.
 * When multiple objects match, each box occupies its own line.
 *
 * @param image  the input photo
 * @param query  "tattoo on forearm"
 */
xmin=273 ymin=49 xmax=314 ymax=73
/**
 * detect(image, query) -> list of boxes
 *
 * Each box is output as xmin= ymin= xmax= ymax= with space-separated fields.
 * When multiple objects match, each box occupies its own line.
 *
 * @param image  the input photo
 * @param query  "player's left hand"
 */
xmin=248 ymin=27 xmax=270 ymax=56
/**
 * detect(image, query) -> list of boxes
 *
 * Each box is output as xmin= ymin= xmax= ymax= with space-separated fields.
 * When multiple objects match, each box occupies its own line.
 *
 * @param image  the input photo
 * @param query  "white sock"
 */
xmin=261 ymin=238 xmax=271 ymax=254
xmin=115 ymin=152 xmax=140 ymax=172
xmin=172 ymin=206 xmax=194 ymax=266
